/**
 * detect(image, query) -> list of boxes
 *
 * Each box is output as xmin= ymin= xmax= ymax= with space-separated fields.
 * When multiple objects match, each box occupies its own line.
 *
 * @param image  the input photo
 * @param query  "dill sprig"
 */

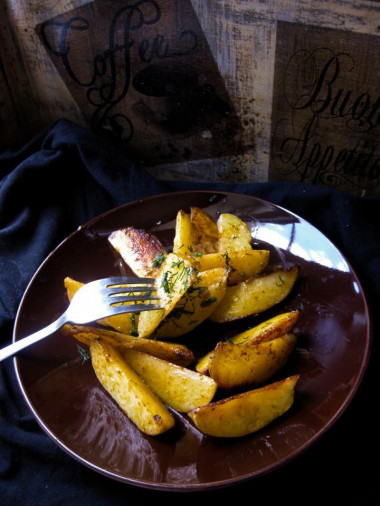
xmin=152 ymin=252 xmax=165 ymax=268
xmin=200 ymin=297 xmax=217 ymax=308
xmin=77 ymin=345 xmax=90 ymax=364
xmin=161 ymin=261 xmax=194 ymax=295
xmin=130 ymin=312 xmax=139 ymax=337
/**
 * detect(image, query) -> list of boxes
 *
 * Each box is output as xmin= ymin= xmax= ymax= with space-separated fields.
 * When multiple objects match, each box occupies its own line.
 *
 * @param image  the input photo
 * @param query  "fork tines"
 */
xmin=105 ymin=276 xmax=156 ymax=287
xmin=105 ymin=277 xmax=159 ymax=303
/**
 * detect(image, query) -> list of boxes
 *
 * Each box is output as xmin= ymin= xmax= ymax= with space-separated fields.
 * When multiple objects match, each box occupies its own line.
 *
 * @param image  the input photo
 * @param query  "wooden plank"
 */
xmin=0 ymin=0 xmax=378 ymax=195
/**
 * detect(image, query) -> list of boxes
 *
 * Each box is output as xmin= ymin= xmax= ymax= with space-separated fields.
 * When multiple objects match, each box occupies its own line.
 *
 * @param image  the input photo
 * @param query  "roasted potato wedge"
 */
xmin=64 ymin=276 xmax=137 ymax=335
xmin=209 ymin=265 xmax=299 ymax=323
xmin=196 ymin=249 xmax=270 ymax=285
xmin=208 ymin=333 xmax=297 ymax=389
xmin=90 ymin=340 xmax=175 ymax=436
xmin=108 ymin=227 xmax=166 ymax=277
xmin=232 ymin=310 xmax=300 ymax=345
xmin=62 ymin=323 xmax=194 ymax=366
xmin=64 ymin=276 xmax=83 ymax=301
xmin=137 ymin=253 xmax=197 ymax=337
xmin=190 ymin=206 xmax=218 ymax=253
xmin=188 ymin=375 xmax=300 ymax=437
xmin=153 ymin=267 xmax=228 ymax=338
xmin=172 ymin=209 xmax=195 ymax=259
xmin=122 ymin=349 xmax=217 ymax=412
xmin=196 ymin=310 xmax=300 ymax=374
xmin=217 ymin=213 xmax=252 ymax=252
xmin=195 ymin=350 xmax=214 ymax=375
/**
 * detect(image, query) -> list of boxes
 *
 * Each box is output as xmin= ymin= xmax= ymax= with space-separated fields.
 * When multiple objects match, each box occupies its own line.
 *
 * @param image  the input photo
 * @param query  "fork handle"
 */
xmin=0 ymin=314 xmax=67 ymax=362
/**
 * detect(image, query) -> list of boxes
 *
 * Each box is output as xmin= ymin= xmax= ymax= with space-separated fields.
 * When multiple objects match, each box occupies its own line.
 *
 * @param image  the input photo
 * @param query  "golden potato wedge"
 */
xmin=153 ymin=267 xmax=228 ymax=339
xmin=172 ymin=209 xmax=195 ymax=259
xmin=64 ymin=277 xmax=137 ymax=335
xmin=232 ymin=310 xmax=300 ymax=345
xmin=121 ymin=349 xmax=217 ymax=412
xmin=195 ymin=310 xmax=300 ymax=374
xmin=195 ymin=351 xmax=213 ymax=375
xmin=217 ymin=213 xmax=252 ymax=252
xmin=90 ymin=340 xmax=175 ymax=436
xmin=196 ymin=249 xmax=270 ymax=285
xmin=190 ymin=206 xmax=219 ymax=253
xmin=208 ymin=333 xmax=297 ymax=389
xmin=64 ymin=276 xmax=83 ymax=301
xmin=209 ymin=265 xmax=299 ymax=323
xmin=108 ymin=227 xmax=166 ymax=277
xmin=137 ymin=253 xmax=197 ymax=337
xmin=187 ymin=375 xmax=300 ymax=437
xmin=62 ymin=323 xmax=194 ymax=366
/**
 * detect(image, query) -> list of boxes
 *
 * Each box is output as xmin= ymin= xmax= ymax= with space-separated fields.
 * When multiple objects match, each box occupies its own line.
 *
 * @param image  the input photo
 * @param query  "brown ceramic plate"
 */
xmin=13 ymin=191 xmax=371 ymax=491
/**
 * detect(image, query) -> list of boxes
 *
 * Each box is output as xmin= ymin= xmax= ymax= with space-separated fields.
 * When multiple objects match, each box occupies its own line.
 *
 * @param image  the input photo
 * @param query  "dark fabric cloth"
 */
xmin=0 ymin=119 xmax=379 ymax=505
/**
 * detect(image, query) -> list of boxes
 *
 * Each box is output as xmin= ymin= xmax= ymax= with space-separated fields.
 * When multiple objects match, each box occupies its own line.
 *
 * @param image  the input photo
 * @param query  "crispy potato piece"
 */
xmin=188 ymin=375 xmax=300 ymax=437
xmin=90 ymin=340 xmax=175 ymax=436
xmin=64 ymin=276 xmax=83 ymax=301
xmin=137 ymin=253 xmax=197 ymax=337
xmin=172 ymin=210 xmax=195 ymax=259
xmin=217 ymin=213 xmax=252 ymax=252
xmin=62 ymin=324 xmax=194 ymax=366
xmin=64 ymin=277 xmax=137 ymax=335
xmin=196 ymin=310 xmax=300 ymax=374
xmin=208 ymin=333 xmax=297 ymax=389
xmin=121 ymin=349 xmax=217 ymax=412
xmin=153 ymin=267 xmax=228 ymax=339
xmin=209 ymin=265 xmax=299 ymax=323
xmin=190 ymin=206 xmax=219 ymax=253
xmin=108 ymin=227 xmax=166 ymax=277
xmin=196 ymin=249 xmax=270 ymax=285
xmin=195 ymin=351 xmax=214 ymax=375
xmin=232 ymin=310 xmax=300 ymax=345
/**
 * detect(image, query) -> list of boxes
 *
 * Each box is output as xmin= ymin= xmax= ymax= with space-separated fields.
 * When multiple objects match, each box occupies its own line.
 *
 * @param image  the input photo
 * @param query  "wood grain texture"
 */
xmin=0 ymin=0 xmax=379 ymax=195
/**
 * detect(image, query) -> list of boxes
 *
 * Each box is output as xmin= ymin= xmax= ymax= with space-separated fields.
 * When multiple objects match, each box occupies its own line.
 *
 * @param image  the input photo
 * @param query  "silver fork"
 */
xmin=0 ymin=277 xmax=161 ymax=362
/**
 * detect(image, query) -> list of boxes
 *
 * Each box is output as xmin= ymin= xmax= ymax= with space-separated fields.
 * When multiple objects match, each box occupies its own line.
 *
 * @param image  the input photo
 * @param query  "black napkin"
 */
xmin=1 ymin=119 xmax=379 ymax=505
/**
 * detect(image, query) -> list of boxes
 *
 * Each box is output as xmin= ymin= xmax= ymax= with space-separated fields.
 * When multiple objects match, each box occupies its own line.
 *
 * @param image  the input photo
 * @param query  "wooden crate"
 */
xmin=1 ymin=0 xmax=379 ymax=196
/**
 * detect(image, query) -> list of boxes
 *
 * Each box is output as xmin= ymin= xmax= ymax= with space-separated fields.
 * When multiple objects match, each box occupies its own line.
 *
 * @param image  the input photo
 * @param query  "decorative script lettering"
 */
xmin=271 ymin=48 xmax=379 ymax=192
xmin=40 ymin=0 xmax=199 ymax=141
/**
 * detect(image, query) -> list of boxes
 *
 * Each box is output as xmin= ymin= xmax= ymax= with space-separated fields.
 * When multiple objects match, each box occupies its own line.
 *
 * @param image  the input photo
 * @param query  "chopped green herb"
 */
xmin=276 ymin=275 xmax=285 ymax=286
xmin=187 ymin=284 xmax=207 ymax=294
xmin=161 ymin=263 xmax=194 ymax=295
xmin=152 ymin=252 xmax=165 ymax=268
xmin=194 ymin=251 xmax=204 ymax=257
xmin=130 ymin=312 xmax=139 ymax=336
xmin=200 ymin=297 xmax=217 ymax=308
xmin=77 ymin=345 xmax=90 ymax=363
xmin=223 ymin=251 xmax=231 ymax=266
xmin=171 ymin=259 xmax=185 ymax=269
xmin=161 ymin=271 xmax=170 ymax=293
